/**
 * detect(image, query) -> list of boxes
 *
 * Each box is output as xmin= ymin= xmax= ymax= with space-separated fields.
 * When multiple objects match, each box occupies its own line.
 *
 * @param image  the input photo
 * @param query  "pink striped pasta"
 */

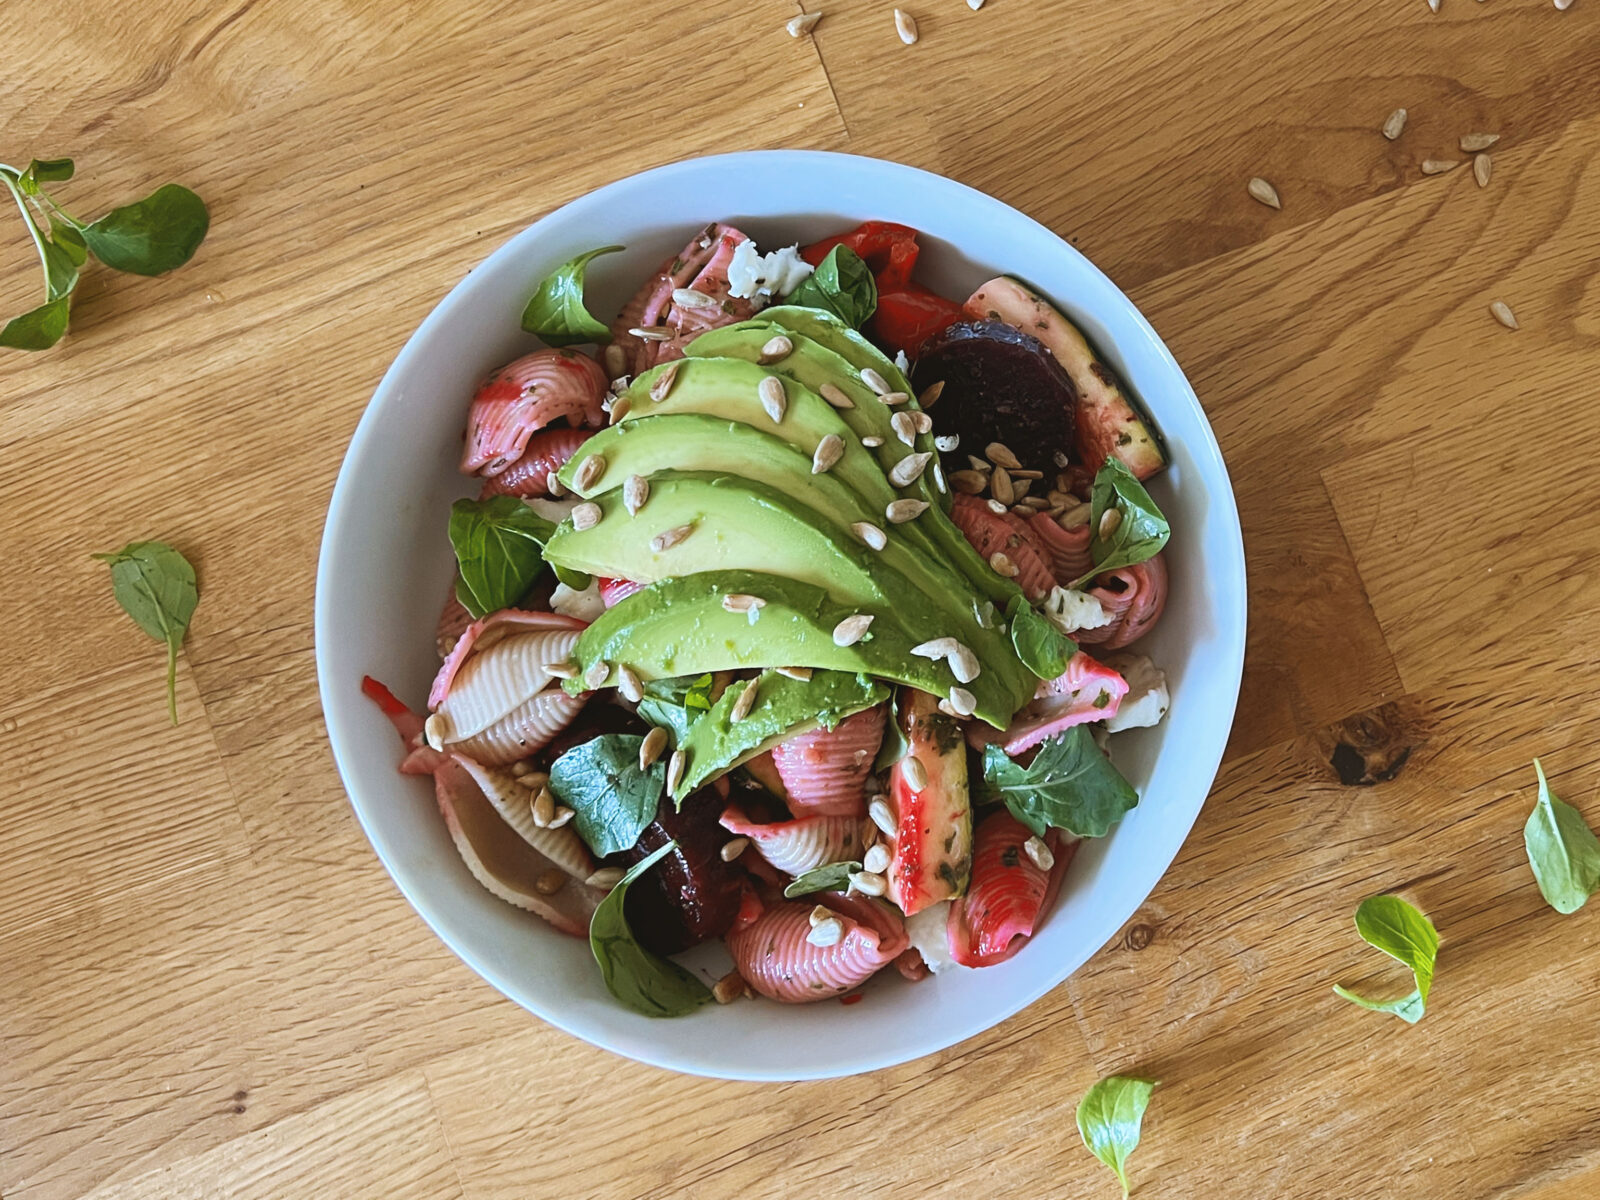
xmin=726 ymin=895 xmax=906 ymax=1003
xmin=1027 ymin=512 xmax=1093 ymax=585
xmin=479 ymin=426 xmax=591 ymax=499
xmin=609 ymin=223 xmax=761 ymax=375
xmin=460 ymin=349 xmax=607 ymax=476
xmin=430 ymin=609 xmax=587 ymax=708
xmin=948 ymin=494 xmax=1056 ymax=599
xmin=1077 ymin=553 xmax=1169 ymax=649
xmin=770 ymin=705 xmax=886 ymax=818
xmin=1000 ymin=651 xmax=1129 ymax=755
xmin=718 ymin=804 xmax=862 ymax=876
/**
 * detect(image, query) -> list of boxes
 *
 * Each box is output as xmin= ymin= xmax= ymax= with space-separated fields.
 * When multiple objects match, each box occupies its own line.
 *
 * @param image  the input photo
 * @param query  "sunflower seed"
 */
xmin=1099 ymin=507 xmax=1123 ymax=538
xmin=1460 ymin=132 xmax=1500 ymax=151
xmin=583 ymin=659 xmax=610 ymax=689
xmin=777 ymin=666 xmax=814 ymax=681
xmin=1018 ymin=496 xmax=1051 ymax=512
xmin=934 ymin=434 xmax=960 ymax=452
xmin=629 ymin=325 xmax=674 ymax=341
xmin=967 ymin=0 xmax=984 ymax=8
xmin=1427 ymin=0 xmax=1439 ymax=10
xmin=721 ymin=592 xmax=768 ymax=613
xmin=967 ymin=455 xmax=992 ymax=473
xmin=1012 ymin=468 xmax=1044 ymax=480
xmin=713 ymin=970 xmax=747 ymax=1004
xmin=948 ymin=643 xmax=980 ymax=683
xmin=640 ymin=726 xmax=668 ymax=770
xmin=1023 ymin=836 xmax=1056 ymax=871
xmin=833 ymin=614 xmax=875 ymax=646
xmin=1474 ymin=153 xmax=1492 ymax=188
xmin=918 ymin=380 xmax=945 ymax=408
xmin=672 ymin=287 xmax=718 ymax=310
xmin=820 ymin=382 xmax=854 ymax=409
xmin=1420 ymin=159 xmax=1459 ymax=175
xmin=730 ymin=677 xmax=761 ymax=722
xmin=813 ymin=433 xmax=845 ymax=474
xmin=603 ymin=343 xmax=629 ymax=379
xmin=550 ymin=807 xmax=577 ymax=828
xmin=808 ymin=904 xmax=832 ymax=927
xmin=786 ymin=10 xmax=822 ymax=36
xmin=891 ymin=412 xmax=918 ymax=446
xmin=649 ymin=361 xmax=682 ymax=402
xmin=878 ymin=391 xmax=910 ymax=406
xmin=574 ymin=453 xmax=605 ymax=491
xmin=587 ymin=866 xmax=626 ymax=890
xmin=851 ymin=521 xmax=888 ymax=550
xmin=532 ymin=787 xmax=556 ymax=827
xmin=986 ymin=498 xmax=1007 ymax=515
xmin=651 ymin=522 xmax=695 ymax=552
xmin=911 ymin=637 xmax=960 ymax=660
xmin=849 ymin=870 xmax=888 ymax=897
xmin=1382 ymin=108 xmax=1408 ymax=140
xmin=863 ymin=843 xmax=892 ymax=874
xmin=547 ymin=660 xmax=578 ymax=680
xmin=1012 ymin=478 xmax=1032 ymax=500
xmin=989 ymin=551 xmax=1019 ymax=578
xmin=1555 ymin=0 xmax=1573 ymax=8
xmin=759 ymin=375 xmax=787 ymax=422
xmin=1248 ymin=177 xmax=1282 ymax=209
xmin=1059 ymin=501 xmax=1093 ymax=529
xmin=616 ymin=664 xmax=643 ymax=703
xmin=886 ymin=498 xmax=929 ymax=523
xmin=759 ymin=334 xmax=794 ymax=363
xmin=862 ymin=435 xmax=885 ymax=448
xmin=948 ymin=686 xmax=977 ymax=717
xmin=623 ymin=473 xmax=649 ymax=515
xmin=571 ymin=501 xmax=602 ymax=530
xmin=1490 ymin=300 xmax=1519 ymax=329
xmin=985 ymin=442 xmax=1021 ymax=470
xmin=889 ymin=452 xmax=932 ymax=487
xmin=608 ymin=396 xmax=631 ymax=425
xmin=911 ymin=412 xmax=933 ymax=436
xmin=950 ymin=469 xmax=987 ymax=494
xmin=534 ymin=869 xmax=566 ymax=895
xmin=860 ymin=366 xmax=892 ymax=395
xmin=937 ymin=699 xmax=958 ymax=716
xmin=869 ymin=796 xmax=896 ymax=835
xmin=991 ymin=466 xmax=1016 ymax=506
xmin=1053 ymin=450 xmax=1071 ymax=469
xmin=720 ymin=837 xmax=750 ymax=863
xmin=902 ymin=755 xmax=928 ymax=790
xmin=808 ymin=917 xmax=845 ymax=946
xmin=893 ymin=8 xmax=918 ymax=44
xmin=666 ymin=749 xmax=685 ymax=794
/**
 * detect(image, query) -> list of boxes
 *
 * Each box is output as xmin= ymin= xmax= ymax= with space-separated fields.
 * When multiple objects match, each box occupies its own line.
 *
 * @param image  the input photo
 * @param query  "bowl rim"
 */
xmin=315 ymin=148 xmax=1247 ymax=1079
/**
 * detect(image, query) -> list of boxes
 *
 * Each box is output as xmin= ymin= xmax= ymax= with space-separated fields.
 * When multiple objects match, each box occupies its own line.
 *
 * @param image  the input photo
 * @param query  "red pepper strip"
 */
xmin=869 ymin=284 xmax=967 ymax=360
xmin=801 ymin=220 xmax=922 ymax=291
xmin=360 ymin=675 xmax=412 ymax=719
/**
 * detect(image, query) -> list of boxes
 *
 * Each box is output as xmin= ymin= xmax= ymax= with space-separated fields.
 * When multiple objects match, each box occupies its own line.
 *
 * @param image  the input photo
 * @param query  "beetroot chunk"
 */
xmin=621 ymin=789 xmax=745 ymax=955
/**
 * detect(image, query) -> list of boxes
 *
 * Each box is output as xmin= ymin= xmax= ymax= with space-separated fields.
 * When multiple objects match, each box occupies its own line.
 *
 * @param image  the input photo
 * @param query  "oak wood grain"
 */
xmin=3 ymin=0 xmax=1598 ymax=1197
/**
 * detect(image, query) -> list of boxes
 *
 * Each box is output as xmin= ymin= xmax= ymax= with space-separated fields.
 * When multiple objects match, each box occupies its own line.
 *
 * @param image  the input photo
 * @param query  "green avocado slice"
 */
xmin=560 ymin=570 xmax=1034 ymax=728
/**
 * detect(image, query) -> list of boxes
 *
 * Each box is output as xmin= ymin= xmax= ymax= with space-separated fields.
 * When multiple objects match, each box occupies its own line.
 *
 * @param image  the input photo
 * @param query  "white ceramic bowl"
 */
xmin=316 ymin=150 xmax=1246 ymax=1080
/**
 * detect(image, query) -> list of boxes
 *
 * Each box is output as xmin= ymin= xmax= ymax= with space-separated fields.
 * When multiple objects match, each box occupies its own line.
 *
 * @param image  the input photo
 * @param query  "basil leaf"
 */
xmin=1076 ymin=1075 xmax=1158 ymax=1198
xmin=2 ymin=170 xmax=79 ymax=301
xmin=50 ymin=217 xmax=88 ymax=267
xmin=1073 ymin=458 xmax=1170 ymax=586
xmin=872 ymin=689 xmax=907 ymax=774
xmin=0 ymin=295 xmax=72 ymax=350
xmin=1008 ymin=596 xmax=1076 ymax=680
xmin=83 ymin=184 xmax=210 ymax=276
xmin=783 ymin=860 xmax=862 ymax=898
xmin=636 ymin=674 xmax=715 ymax=744
xmin=448 ymin=496 xmax=556 ymax=618
xmin=1524 ymin=759 xmax=1600 ymax=914
xmin=91 ymin=540 xmax=199 ymax=724
xmin=981 ymin=726 xmax=1139 ymax=839
xmin=1332 ymin=894 xmax=1438 ymax=1024
xmin=590 ymin=841 xmax=714 ymax=1017
xmin=784 ymin=244 xmax=877 ymax=329
xmin=520 ymin=244 xmax=623 ymax=347
xmin=18 ymin=158 xmax=74 ymax=194
xmin=548 ymin=734 xmax=664 ymax=857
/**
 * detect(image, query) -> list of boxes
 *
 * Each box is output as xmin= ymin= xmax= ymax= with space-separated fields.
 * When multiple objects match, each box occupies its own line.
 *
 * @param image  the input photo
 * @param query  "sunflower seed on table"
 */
xmin=571 ymin=501 xmax=602 ymax=531
xmin=650 ymin=361 xmax=681 ymax=402
xmin=629 ymin=325 xmax=674 ymax=341
xmin=759 ymin=375 xmax=788 ymax=422
xmin=833 ymin=614 xmax=875 ymax=646
xmin=623 ymin=474 xmax=649 ymax=515
xmin=1427 ymin=0 xmax=1439 ymax=10
xmin=1555 ymin=0 xmax=1574 ymax=9
xmin=861 ymin=367 xmax=892 ymax=395
xmin=574 ymin=454 xmax=605 ymax=491
xmin=721 ymin=592 xmax=767 ymax=613
xmin=759 ymin=334 xmax=794 ymax=363
xmin=886 ymin=498 xmax=930 ymax=523
xmin=1474 ymin=154 xmax=1492 ymax=188
xmin=813 ymin=434 xmax=845 ymax=474
xmin=1382 ymin=108 xmax=1408 ymax=140
xmin=672 ymin=287 xmax=717 ymax=310
xmin=862 ymin=435 xmax=885 ymax=448
xmin=786 ymin=10 xmax=822 ymax=36
xmin=889 ymin=452 xmax=932 ymax=487
xmin=918 ymin=380 xmax=945 ymax=408
xmin=950 ymin=469 xmax=987 ymax=494
xmin=651 ymin=522 xmax=695 ymax=552
xmin=640 ymin=726 xmax=668 ymax=770
xmin=893 ymin=8 xmax=918 ymax=44
xmin=991 ymin=467 xmax=1015 ymax=506
xmin=820 ymin=382 xmax=854 ymax=409
xmin=852 ymin=521 xmax=888 ymax=550
xmin=1248 ymin=177 xmax=1282 ymax=209
xmin=968 ymin=0 xmax=984 ymax=8
xmin=1460 ymin=132 xmax=1500 ymax=151
xmin=1490 ymin=300 xmax=1519 ymax=329
xmin=1420 ymin=159 xmax=1459 ymax=175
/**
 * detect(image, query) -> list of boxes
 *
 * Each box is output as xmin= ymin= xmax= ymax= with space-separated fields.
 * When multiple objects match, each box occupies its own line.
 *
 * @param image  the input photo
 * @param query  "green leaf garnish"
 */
xmin=981 ymin=725 xmax=1139 ymax=839
xmin=784 ymin=244 xmax=878 ymax=329
xmin=1076 ymin=1075 xmax=1158 ymax=1197
xmin=91 ymin=541 xmax=199 ymax=724
xmin=520 ymin=245 xmax=623 ymax=347
xmin=18 ymin=158 xmax=74 ymax=193
xmin=783 ymin=860 xmax=863 ymax=898
xmin=447 ymin=496 xmax=557 ymax=618
xmin=589 ymin=841 xmax=714 ymax=1017
xmin=1333 ymin=894 xmax=1438 ymax=1024
xmin=1524 ymin=759 xmax=1600 ymax=914
xmin=82 ymin=184 xmax=210 ymax=276
xmin=1008 ymin=595 xmax=1077 ymax=680
xmin=548 ymin=734 xmax=665 ymax=858
xmin=0 ymin=295 xmax=72 ymax=350
xmin=1071 ymin=459 xmax=1170 ymax=588
xmin=635 ymin=674 xmax=715 ymax=745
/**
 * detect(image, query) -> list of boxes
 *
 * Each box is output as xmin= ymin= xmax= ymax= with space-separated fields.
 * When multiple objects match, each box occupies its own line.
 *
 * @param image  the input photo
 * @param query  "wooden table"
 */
xmin=4 ymin=0 xmax=1598 ymax=1195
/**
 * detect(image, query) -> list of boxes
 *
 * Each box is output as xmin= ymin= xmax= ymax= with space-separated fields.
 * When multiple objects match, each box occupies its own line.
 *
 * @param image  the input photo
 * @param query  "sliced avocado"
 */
xmin=673 ymin=669 xmax=887 ymax=801
xmin=543 ymin=471 xmax=887 ymax=607
xmin=963 ymin=277 xmax=1167 ymax=480
xmin=760 ymin=305 xmax=918 ymax=401
xmin=886 ymin=689 xmax=972 ymax=915
xmin=560 ymin=570 xmax=1034 ymax=728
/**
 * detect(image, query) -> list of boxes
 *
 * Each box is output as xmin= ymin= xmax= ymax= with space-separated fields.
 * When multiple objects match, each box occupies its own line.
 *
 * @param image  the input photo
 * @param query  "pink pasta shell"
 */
xmin=1077 ymin=554 xmax=1169 ymax=649
xmin=770 ymin=705 xmax=885 ymax=818
xmin=1028 ymin=512 xmax=1094 ymax=585
xmin=718 ymin=804 xmax=862 ymax=876
xmin=948 ymin=494 xmax=1055 ymax=599
xmin=429 ymin=609 xmax=587 ymax=710
xmin=726 ymin=895 xmax=904 ymax=1004
xmin=609 ymin=223 xmax=759 ymax=375
xmin=478 ymin=426 xmax=591 ymax=499
xmin=999 ymin=651 xmax=1129 ymax=755
xmin=460 ymin=349 xmax=607 ymax=476
xmin=947 ymin=813 xmax=1079 ymax=968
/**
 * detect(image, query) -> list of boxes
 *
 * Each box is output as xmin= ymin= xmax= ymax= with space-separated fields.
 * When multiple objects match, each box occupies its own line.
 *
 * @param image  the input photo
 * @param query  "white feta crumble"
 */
xmin=1043 ymin=585 xmax=1115 ymax=635
xmin=904 ymin=902 xmax=970 ymax=975
xmin=550 ymin=579 xmax=606 ymax=623
xmin=727 ymin=241 xmax=814 ymax=300
xmin=1104 ymin=654 xmax=1170 ymax=732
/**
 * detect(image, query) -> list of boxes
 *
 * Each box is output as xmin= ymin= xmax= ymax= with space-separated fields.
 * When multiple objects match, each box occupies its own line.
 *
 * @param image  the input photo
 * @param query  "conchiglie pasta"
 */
xmin=1076 ymin=554 xmax=1169 ymax=649
xmin=718 ymin=805 xmax=861 ymax=876
xmin=460 ymin=349 xmax=608 ymax=476
xmin=770 ymin=705 xmax=885 ymax=818
xmin=726 ymin=895 xmax=908 ymax=1003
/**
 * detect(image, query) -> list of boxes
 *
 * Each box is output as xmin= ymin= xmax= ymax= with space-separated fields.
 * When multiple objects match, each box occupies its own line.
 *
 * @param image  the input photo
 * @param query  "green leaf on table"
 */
xmin=784 ymin=244 xmax=877 ymax=329
xmin=91 ymin=540 xmax=199 ymax=724
xmin=783 ymin=860 xmax=863 ymax=899
xmin=1524 ymin=758 xmax=1600 ymax=914
xmin=1076 ymin=1075 xmax=1158 ymax=1197
xmin=636 ymin=673 xmax=715 ymax=745
xmin=17 ymin=158 xmax=74 ymax=194
xmin=1332 ymin=894 xmax=1438 ymax=1024
xmin=1008 ymin=595 xmax=1077 ymax=680
xmin=0 ymin=295 xmax=72 ymax=350
xmin=50 ymin=216 xmax=88 ymax=267
xmin=981 ymin=725 xmax=1139 ymax=839
xmin=2 ymin=169 xmax=80 ymax=301
xmin=83 ymin=183 xmax=210 ymax=275
xmin=548 ymin=733 xmax=664 ymax=857
xmin=447 ymin=496 xmax=556 ymax=618
xmin=1072 ymin=459 xmax=1170 ymax=587
xmin=590 ymin=841 xmax=714 ymax=1017
xmin=520 ymin=244 xmax=623 ymax=347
